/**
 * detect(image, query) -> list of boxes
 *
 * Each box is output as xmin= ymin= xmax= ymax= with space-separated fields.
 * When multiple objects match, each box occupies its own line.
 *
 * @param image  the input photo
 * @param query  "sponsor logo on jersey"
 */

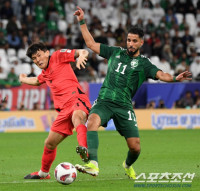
xmin=131 ymin=59 xmax=138 ymax=69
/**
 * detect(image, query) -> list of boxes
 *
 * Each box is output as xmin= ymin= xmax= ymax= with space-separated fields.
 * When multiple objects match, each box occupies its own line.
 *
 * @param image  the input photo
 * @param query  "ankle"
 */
xmin=39 ymin=170 xmax=49 ymax=177
xmin=90 ymin=160 xmax=98 ymax=167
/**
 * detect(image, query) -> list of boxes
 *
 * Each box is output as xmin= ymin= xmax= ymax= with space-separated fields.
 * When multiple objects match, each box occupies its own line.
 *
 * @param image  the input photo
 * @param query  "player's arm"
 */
xmin=75 ymin=49 xmax=89 ymax=70
xmin=19 ymin=73 xmax=41 ymax=86
xmin=74 ymin=6 xmax=100 ymax=54
xmin=156 ymin=70 xmax=192 ymax=82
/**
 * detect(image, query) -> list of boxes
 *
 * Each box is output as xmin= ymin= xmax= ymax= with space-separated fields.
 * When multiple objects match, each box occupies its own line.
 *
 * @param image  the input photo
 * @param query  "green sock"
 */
xmin=126 ymin=150 xmax=140 ymax=167
xmin=87 ymin=131 xmax=99 ymax=162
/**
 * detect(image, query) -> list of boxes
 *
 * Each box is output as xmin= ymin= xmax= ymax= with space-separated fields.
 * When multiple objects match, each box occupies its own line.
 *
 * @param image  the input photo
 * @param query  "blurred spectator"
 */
xmin=0 ymin=66 xmax=7 ymax=80
xmin=179 ymin=91 xmax=194 ymax=108
xmin=0 ymin=22 xmax=7 ymax=36
xmin=195 ymin=31 xmax=200 ymax=49
xmin=147 ymin=31 xmax=162 ymax=57
xmin=174 ymin=0 xmax=196 ymax=15
xmin=98 ymin=58 xmax=108 ymax=78
xmin=193 ymin=89 xmax=200 ymax=103
xmin=27 ymin=66 xmax=37 ymax=77
xmin=175 ymin=61 xmax=188 ymax=75
xmin=33 ymin=102 xmax=40 ymax=110
xmin=130 ymin=2 xmax=139 ymax=26
xmin=0 ymin=99 xmax=9 ymax=111
xmin=140 ymin=35 xmax=152 ymax=57
xmin=162 ymin=44 xmax=173 ymax=63
xmin=114 ymin=23 xmax=125 ymax=45
xmin=24 ymin=15 xmax=35 ymax=36
xmin=6 ymin=16 xmax=19 ymax=35
xmin=0 ymin=31 xmax=8 ymax=49
xmin=0 ymin=0 xmax=14 ymax=20
xmin=18 ymin=101 xmax=25 ymax=110
xmin=152 ymin=2 xmax=165 ymax=27
xmin=10 ymin=57 xmax=23 ymax=76
xmin=142 ymin=0 xmax=153 ymax=9
xmin=157 ymin=99 xmax=166 ymax=108
xmin=177 ymin=52 xmax=190 ymax=66
xmin=6 ymin=67 xmax=20 ymax=86
xmin=46 ymin=1 xmax=59 ymax=21
xmin=181 ymin=27 xmax=194 ymax=52
xmin=170 ymin=55 xmax=179 ymax=70
xmin=165 ymin=8 xmax=178 ymax=26
xmin=155 ymin=56 xmax=173 ymax=75
xmin=193 ymin=97 xmax=200 ymax=108
xmin=7 ymin=31 xmax=21 ymax=50
xmin=190 ymin=56 xmax=200 ymax=81
xmin=146 ymin=100 xmax=156 ymax=109
xmin=11 ymin=0 xmax=22 ymax=20
xmin=51 ymin=31 xmax=67 ymax=49
xmin=145 ymin=18 xmax=156 ymax=34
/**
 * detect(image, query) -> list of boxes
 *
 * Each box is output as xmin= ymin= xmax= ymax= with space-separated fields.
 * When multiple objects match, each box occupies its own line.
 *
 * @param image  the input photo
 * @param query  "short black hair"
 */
xmin=128 ymin=26 xmax=144 ymax=38
xmin=26 ymin=42 xmax=48 ymax=58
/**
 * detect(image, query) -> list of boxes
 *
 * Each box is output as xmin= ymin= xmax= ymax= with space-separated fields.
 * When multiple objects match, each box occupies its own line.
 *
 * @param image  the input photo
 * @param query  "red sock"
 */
xmin=41 ymin=146 xmax=57 ymax=172
xmin=76 ymin=124 xmax=87 ymax=148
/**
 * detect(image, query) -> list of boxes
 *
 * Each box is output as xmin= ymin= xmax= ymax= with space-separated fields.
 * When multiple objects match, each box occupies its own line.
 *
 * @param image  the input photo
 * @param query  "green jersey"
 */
xmin=98 ymin=44 xmax=160 ymax=106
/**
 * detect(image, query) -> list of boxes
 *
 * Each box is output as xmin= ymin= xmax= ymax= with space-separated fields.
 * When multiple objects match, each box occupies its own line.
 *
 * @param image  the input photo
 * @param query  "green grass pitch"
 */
xmin=0 ymin=129 xmax=199 ymax=191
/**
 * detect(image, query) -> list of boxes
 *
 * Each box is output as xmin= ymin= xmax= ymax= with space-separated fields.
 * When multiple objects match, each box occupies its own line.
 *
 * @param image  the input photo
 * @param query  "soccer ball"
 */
xmin=54 ymin=162 xmax=77 ymax=185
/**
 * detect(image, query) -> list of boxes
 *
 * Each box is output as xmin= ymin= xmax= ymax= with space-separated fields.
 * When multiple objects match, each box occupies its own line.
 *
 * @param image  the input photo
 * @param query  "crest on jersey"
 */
xmin=131 ymin=59 xmax=138 ymax=69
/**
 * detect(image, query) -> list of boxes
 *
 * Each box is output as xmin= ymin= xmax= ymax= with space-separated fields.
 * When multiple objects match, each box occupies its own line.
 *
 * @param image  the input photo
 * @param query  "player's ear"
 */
xmin=45 ymin=50 xmax=50 ymax=57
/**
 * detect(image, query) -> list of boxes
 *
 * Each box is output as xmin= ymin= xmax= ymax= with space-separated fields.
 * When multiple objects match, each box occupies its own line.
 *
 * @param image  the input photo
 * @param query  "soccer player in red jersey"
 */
xmin=19 ymin=42 xmax=91 ymax=179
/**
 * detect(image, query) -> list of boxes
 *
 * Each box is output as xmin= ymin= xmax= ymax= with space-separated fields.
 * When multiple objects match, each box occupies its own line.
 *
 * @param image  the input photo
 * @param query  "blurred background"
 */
xmin=0 ymin=0 xmax=200 ymax=112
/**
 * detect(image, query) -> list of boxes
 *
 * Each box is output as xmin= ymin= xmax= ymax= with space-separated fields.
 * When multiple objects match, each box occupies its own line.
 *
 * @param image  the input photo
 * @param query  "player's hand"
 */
xmin=76 ymin=55 xmax=87 ymax=70
xmin=74 ymin=6 xmax=84 ymax=21
xmin=19 ymin=73 xmax=27 ymax=83
xmin=176 ymin=71 xmax=192 ymax=82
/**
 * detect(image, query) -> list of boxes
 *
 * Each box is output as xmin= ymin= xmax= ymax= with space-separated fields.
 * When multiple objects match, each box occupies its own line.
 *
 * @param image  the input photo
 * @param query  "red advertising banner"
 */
xmin=0 ymin=82 xmax=90 ymax=111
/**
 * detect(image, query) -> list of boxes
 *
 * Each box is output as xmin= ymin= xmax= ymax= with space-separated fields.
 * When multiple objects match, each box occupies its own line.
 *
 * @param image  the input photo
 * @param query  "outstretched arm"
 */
xmin=156 ymin=70 xmax=192 ymax=82
xmin=19 ymin=74 xmax=41 ymax=86
xmin=75 ymin=49 xmax=89 ymax=70
xmin=74 ymin=6 xmax=100 ymax=54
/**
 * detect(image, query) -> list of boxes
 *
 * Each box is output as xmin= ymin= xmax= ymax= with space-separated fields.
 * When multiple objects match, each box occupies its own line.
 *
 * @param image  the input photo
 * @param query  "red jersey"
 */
xmin=38 ymin=49 xmax=85 ymax=110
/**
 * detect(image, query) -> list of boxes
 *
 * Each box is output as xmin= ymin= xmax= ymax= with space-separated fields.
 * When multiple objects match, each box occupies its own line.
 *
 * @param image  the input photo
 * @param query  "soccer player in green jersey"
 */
xmin=74 ymin=6 xmax=192 ymax=179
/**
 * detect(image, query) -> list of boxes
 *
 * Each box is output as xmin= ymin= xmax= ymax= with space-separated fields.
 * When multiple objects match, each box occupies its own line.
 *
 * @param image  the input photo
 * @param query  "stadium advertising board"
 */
xmin=0 ymin=111 xmax=57 ymax=132
xmin=106 ymin=109 xmax=200 ymax=130
xmin=1 ymin=109 xmax=200 ymax=133
xmin=0 ymin=82 xmax=89 ymax=111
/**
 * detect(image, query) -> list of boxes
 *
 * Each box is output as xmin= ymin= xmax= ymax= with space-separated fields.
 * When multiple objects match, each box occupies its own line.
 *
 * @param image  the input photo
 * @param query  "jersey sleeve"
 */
xmin=56 ymin=49 xmax=76 ymax=63
xmin=37 ymin=73 xmax=46 ymax=84
xmin=100 ymin=44 xmax=121 ymax=59
xmin=143 ymin=58 xmax=161 ymax=80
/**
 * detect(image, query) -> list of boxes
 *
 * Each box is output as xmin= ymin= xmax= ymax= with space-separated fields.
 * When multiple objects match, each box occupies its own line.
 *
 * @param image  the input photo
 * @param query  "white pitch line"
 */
xmin=0 ymin=177 xmax=127 ymax=184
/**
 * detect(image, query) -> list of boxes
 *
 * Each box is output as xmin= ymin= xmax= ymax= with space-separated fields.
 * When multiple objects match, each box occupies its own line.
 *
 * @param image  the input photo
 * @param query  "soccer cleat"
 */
xmin=122 ymin=161 xmax=136 ymax=179
xmin=24 ymin=171 xmax=50 ymax=179
xmin=75 ymin=161 xmax=99 ymax=176
xmin=76 ymin=146 xmax=89 ymax=162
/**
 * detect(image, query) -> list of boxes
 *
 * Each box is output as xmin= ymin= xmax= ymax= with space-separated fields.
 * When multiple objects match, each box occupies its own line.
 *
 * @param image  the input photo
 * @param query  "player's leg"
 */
xmin=71 ymin=96 xmax=91 ymax=162
xmin=75 ymin=113 xmax=101 ymax=176
xmin=123 ymin=137 xmax=140 ymax=179
xmin=75 ymin=100 xmax=112 ymax=176
xmin=72 ymin=109 xmax=88 ymax=162
xmin=113 ymin=108 xmax=140 ymax=179
xmin=24 ymin=130 xmax=66 ymax=179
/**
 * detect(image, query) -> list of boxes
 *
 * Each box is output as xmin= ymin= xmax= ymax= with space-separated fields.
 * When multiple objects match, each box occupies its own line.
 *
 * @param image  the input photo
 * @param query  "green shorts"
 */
xmin=90 ymin=100 xmax=139 ymax=138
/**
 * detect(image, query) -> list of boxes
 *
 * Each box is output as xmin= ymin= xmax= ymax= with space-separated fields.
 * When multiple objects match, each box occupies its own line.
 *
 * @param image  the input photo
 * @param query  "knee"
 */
xmin=128 ymin=140 xmax=141 ymax=154
xmin=130 ymin=145 xmax=141 ymax=154
xmin=87 ymin=114 xmax=100 ymax=131
xmin=44 ymin=138 xmax=56 ymax=150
